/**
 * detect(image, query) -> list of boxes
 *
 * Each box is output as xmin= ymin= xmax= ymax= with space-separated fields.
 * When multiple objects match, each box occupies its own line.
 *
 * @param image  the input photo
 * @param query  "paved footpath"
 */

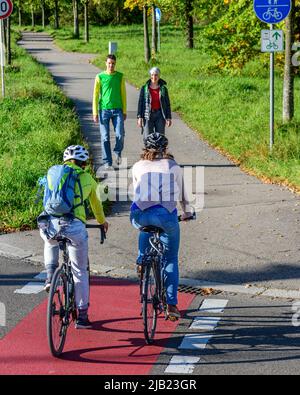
xmin=0 ymin=32 xmax=300 ymax=298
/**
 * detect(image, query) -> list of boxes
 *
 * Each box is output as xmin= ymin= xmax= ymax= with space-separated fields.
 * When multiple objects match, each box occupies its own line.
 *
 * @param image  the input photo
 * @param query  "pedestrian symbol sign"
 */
xmin=261 ymin=29 xmax=284 ymax=52
xmin=254 ymin=0 xmax=291 ymax=24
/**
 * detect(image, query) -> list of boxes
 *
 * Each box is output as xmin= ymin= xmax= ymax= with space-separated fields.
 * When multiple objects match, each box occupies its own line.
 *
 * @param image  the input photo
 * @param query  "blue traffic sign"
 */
xmin=155 ymin=7 xmax=161 ymax=23
xmin=254 ymin=0 xmax=291 ymax=24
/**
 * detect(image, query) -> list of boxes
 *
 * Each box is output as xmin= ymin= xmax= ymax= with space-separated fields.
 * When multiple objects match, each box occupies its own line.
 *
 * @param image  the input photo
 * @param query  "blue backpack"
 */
xmin=38 ymin=165 xmax=83 ymax=216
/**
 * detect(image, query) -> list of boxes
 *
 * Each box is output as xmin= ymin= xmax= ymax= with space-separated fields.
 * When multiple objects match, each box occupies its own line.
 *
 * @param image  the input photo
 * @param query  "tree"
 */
xmin=144 ymin=4 xmax=151 ymax=62
xmin=157 ymin=0 xmax=195 ymax=48
xmin=124 ymin=0 xmax=151 ymax=62
xmin=83 ymin=0 xmax=89 ymax=42
xmin=185 ymin=0 xmax=194 ymax=49
xmin=73 ymin=0 xmax=80 ymax=38
xmin=282 ymin=0 xmax=300 ymax=122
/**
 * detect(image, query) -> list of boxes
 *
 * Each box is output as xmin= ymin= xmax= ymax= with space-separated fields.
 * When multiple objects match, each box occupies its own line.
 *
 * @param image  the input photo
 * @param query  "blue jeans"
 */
xmin=99 ymin=109 xmax=125 ymax=166
xmin=130 ymin=206 xmax=180 ymax=305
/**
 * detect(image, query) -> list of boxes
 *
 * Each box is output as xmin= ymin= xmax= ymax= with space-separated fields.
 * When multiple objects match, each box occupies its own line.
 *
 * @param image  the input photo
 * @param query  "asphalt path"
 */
xmin=1 ymin=256 xmax=300 ymax=376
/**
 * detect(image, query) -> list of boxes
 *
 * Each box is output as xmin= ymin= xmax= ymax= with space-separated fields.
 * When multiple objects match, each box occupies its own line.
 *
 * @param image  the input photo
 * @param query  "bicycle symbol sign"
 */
xmin=254 ymin=0 xmax=291 ymax=24
xmin=0 ymin=0 xmax=13 ymax=20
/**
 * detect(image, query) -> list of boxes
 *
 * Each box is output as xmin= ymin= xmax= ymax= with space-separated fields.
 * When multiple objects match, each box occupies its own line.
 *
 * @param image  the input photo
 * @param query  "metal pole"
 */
xmin=0 ymin=19 xmax=5 ymax=98
xmin=270 ymin=24 xmax=275 ymax=151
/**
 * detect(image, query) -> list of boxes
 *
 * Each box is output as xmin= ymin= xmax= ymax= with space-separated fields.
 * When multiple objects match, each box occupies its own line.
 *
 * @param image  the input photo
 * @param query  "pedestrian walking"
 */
xmin=93 ymin=54 xmax=127 ymax=169
xmin=137 ymin=67 xmax=172 ymax=143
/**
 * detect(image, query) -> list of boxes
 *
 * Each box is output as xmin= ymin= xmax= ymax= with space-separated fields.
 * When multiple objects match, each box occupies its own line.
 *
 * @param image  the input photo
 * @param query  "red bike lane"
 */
xmin=0 ymin=277 xmax=194 ymax=375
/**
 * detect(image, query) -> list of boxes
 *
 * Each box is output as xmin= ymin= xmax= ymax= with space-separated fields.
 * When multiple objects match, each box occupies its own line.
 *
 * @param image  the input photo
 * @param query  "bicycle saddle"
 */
xmin=140 ymin=225 xmax=163 ymax=234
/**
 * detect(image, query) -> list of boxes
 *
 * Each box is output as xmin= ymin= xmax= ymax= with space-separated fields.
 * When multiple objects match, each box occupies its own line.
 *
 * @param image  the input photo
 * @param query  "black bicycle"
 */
xmin=139 ymin=212 xmax=196 ymax=345
xmin=46 ymin=222 xmax=106 ymax=357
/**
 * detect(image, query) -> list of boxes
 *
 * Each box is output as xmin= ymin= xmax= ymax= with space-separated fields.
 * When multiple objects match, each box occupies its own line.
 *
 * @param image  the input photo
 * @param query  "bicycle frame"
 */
xmin=58 ymin=239 xmax=77 ymax=325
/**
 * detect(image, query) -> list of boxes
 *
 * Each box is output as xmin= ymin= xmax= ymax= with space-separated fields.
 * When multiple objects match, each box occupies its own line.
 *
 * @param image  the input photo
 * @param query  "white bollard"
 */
xmin=108 ymin=41 xmax=117 ymax=55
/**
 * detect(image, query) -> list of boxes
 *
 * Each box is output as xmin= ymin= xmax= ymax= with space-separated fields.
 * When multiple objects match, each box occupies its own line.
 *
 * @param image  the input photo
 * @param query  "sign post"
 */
xmin=155 ymin=8 xmax=161 ymax=52
xmin=253 ymin=0 xmax=291 ymax=151
xmin=0 ymin=0 xmax=13 ymax=98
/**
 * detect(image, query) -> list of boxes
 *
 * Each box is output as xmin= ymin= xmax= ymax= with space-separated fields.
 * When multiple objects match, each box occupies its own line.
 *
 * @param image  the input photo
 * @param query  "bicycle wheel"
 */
xmin=142 ymin=263 xmax=159 ymax=344
xmin=47 ymin=267 xmax=68 ymax=357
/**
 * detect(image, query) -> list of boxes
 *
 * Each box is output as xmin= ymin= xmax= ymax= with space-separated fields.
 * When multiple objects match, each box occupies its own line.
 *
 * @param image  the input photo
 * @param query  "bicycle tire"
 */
xmin=47 ymin=267 xmax=68 ymax=357
xmin=142 ymin=263 xmax=159 ymax=344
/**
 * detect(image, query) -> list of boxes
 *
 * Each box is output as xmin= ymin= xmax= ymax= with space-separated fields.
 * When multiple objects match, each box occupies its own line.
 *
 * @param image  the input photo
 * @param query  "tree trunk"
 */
xmin=41 ymin=2 xmax=45 ymax=29
xmin=54 ymin=0 xmax=59 ymax=30
xmin=84 ymin=1 xmax=89 ymax=43
xmin=143 ymin=6 xmax=150 ymax=63
xmin=73 ymin=0 xmax=79 ymax=39
xmin=151 ymin=4 xmax=157 ymax=55
xmin=283 ymin=0 xmax=295 ymax=122
xmin=185 ymin=0 xmax=194 ymax=49
xmin=31 ymin=5 xmax=35 ymax=28
xmin=116 ymin=0 xmax=121 ymax=24
xmin=18 ymin=6 xmax=22 ymax=27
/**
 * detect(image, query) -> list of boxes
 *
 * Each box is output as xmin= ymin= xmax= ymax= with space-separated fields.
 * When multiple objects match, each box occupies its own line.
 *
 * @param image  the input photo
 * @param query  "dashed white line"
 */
xmin=164 ymin=298 xmax=229 ymax=374
xmin=165 ymin=356 xmax=201 ymax=374
xmin=199 ymin=299 xmax=228 ymax=313
xmin=178 ymin=333 xmax=214 ymax=350
xmin=189 ymin=316 xmax=221 ymax=331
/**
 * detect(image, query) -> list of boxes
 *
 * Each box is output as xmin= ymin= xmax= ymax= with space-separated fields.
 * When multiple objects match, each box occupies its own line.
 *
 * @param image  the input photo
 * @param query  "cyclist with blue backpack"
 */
xmin=38 ymin=145 xmax=108 ymax=329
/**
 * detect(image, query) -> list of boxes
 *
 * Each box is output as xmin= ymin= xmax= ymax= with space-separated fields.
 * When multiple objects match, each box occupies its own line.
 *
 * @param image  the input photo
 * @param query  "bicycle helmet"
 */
xmin=144 ymin=133 xmax=168 ymax=150
xmin=63 ymin=145 xmax=89 ymax=162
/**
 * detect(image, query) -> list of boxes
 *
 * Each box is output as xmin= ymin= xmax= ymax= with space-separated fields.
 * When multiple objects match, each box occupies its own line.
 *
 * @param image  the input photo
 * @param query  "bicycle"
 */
xmin=138 ymin=212 xmax=196 ymax=345
xmin=262 ymin=7 xmax=283 ymax=21
xmin=42 ymin=219 xmax=106 ymax=357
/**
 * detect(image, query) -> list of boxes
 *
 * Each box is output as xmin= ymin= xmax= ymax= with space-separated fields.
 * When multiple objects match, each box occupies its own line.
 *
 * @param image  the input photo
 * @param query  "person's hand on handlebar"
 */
xmin=101 ymin=221 xmax=109 ymax=233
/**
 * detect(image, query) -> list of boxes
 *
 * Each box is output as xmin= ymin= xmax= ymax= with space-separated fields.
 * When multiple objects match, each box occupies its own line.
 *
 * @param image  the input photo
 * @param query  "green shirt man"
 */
xmin=93 ymin=54 xmax=127 ymax=167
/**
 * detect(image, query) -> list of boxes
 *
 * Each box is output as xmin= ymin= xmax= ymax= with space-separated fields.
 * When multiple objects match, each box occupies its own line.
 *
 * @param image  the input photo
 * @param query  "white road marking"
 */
xmin=178 ymin=333 xmax=214 ymax=350
xmin=199 ymin=299 xmax=228 ymax=313
xmin=14 ymin=271 xmax=47 ymax=295
xmin=190 ymin=316 xmax=221 ymax=331
xmin=164 ymin=298 xmax=229 ymax=374
xmin=0 ymin=302 xmax=5 ymax=327
xmin=165 ymin=355 xmax=200 ymax=374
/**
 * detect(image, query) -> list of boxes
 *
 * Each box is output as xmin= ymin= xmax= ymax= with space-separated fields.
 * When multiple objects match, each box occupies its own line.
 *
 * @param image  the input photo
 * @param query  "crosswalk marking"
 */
xmin=165 ymin=298 xmax=229 ymax=374
xmin=14 ymin=271 xmax=47 ymax=295
xmin=199 ymin=299 xmax=228 ymax=313
xmin=165 ymin=356 xmax=200 ymax=374
xmin=189 ymin=316 xmax=221 ymax=330
xmin=178 ymin=333 xmax=213 ymax=350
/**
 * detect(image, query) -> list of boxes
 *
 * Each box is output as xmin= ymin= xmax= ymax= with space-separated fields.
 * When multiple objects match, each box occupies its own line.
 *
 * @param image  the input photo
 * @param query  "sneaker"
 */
xmin=167 ymin=305 xmax=181 ymax=321
xmin=115 ymin=154 xmax=122 ymax=166
xmin=104 ymin=163 xmax=113 ymax=170
xmin=75 ymin=317 xmax=93 ymax=329
xmin=44 ymin=279 xmax=51 ymax=293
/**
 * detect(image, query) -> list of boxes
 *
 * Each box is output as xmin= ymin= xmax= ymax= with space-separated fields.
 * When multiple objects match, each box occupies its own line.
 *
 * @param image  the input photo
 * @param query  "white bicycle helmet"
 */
xmin=63 ymin=145 xmax=89 ymax=162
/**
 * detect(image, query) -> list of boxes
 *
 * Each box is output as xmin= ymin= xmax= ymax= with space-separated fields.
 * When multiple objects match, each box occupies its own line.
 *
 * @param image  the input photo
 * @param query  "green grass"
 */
xmin=32 ymin=23 xmax=300 ymax=192
xmin=0 ymin=32 xmax=83 ymax=232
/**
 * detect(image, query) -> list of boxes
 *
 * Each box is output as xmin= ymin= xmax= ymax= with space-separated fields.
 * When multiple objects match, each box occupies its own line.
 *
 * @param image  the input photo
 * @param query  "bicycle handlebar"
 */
xmin=86 ymin=224 xmax=106 ymax=244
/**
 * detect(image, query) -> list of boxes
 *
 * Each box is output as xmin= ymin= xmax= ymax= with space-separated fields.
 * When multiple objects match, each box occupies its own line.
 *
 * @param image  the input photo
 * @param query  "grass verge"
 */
xmin=0 ymin=31 xmax=84 ymax=233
